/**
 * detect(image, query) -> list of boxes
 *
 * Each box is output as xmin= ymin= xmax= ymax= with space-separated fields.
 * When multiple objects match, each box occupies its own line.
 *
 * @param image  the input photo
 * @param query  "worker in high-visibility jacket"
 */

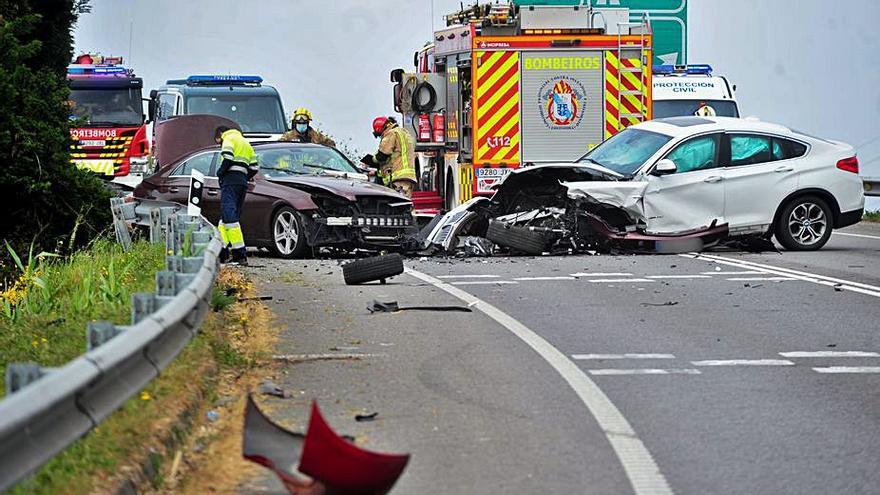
xmin=214 ymin=126 xmax=258 ymax=265
xmin=361 ymin=116 xmax=417 ymax=197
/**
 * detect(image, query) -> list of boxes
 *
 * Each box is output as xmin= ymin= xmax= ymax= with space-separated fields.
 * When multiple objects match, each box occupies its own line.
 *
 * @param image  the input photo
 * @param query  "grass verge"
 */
xmin=863 ymin=210 xmax=880 ymax=223
xmin=6 ymin=252 xmax=278 ymax=493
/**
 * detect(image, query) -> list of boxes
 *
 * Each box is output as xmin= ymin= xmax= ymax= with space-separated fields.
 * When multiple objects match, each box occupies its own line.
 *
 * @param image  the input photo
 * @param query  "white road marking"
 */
xmin=645 ymin=275 xmax=712 ymax=279
xmin=514 ymin=276 xmax=576 ymax=281
xmin=813 ymin=366 xmax=880 ymax=374
xmin=699 ymin=270 xmax=764 ymax=275
xmin=570 ymin=272 xmax=633 ymax=277
xmin=589 ymin=369 xmax=701 ymax=376
xmin=780 ymin=351 xmax=880 ymax=358
xmin=405 ymin=267 xmax=673 ymax=495
xmin=683 ymin=253 xmax=880 ymax=299
xmin=835 ymin=232 xmax=880 ymax=240
xmin=573 ymin=353 xmax=676 ymax=360
xmin=450 ymin=280 xmax=518 ymax=286
xmin=692 ymin=359 xmax=795 ymax=366
xmin=437 ymin=274 xmax=500 ymax=279
xmin=589 ymin=278 xmax=655 ymax=283
xmin=725 ymin=276 xmax=796 ymax=282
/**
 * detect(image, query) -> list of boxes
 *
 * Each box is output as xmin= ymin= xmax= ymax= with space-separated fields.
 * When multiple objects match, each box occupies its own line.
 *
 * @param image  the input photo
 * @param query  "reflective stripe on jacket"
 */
xmin=375 ymin=125 xmax=416 ymax=184
xmin=220 ymin=129 xmax=258 ymax=176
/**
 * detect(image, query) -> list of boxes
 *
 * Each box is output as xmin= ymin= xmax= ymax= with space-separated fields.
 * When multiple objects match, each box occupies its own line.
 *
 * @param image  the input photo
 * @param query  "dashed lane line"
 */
xmin=781 ymin=351 xmax=880 ymax=358
xmin=834 ymin=232 xmax=880 ymax=240
xmin=589 ymin=369 xmax=701 ymax=376
xmin=725 ymin=276 xmax=796 ymax=282
xmin=813 ymin=367 xmax=880 ymax=374
xmin=683 ymin=253 xmax=880 ymax=299
xmin=570 ymin=272 xmax=634 ymax=277
xmin=514 ymin=276 xmax=576 ymax=281
xmin=588 ymin=278 xmax=655 ymax=283
xmin=572 ymin=353 xmax=676 ymax=360
xmin=450 ymin=280 xmax=518 ymax=286
xmin=437 ymin=274 xmax=500 ymax=279
xmin=692 ymin=359 xmax=795 ymax=366
xmin=405 ymin=267 xmax=674 ymax=495
xmin=645 ymin=275 xmax=712 ymax=279
xmin=699 ymin=270 xmax=764 ymax=275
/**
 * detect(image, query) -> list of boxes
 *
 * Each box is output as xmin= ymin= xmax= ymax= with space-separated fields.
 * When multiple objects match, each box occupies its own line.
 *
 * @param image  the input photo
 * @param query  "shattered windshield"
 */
xmin=580 ymin=128 xmax=672 ymax=175
xmin=257 ymin=146 xmax=358 ymax=177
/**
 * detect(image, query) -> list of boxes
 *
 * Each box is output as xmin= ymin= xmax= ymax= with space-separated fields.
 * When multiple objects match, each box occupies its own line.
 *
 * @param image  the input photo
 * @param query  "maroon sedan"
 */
xmin=134 ymin=142 xmax=416 ymax=258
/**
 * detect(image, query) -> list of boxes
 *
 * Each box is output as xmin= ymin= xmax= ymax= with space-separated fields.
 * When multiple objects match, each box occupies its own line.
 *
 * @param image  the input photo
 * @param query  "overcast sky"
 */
xmin=74 ymin=0 xmax=879 ymax=207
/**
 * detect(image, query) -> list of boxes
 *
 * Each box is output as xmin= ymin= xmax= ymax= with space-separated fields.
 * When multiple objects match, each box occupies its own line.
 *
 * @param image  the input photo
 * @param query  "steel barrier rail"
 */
xmin=864 ymin=177 xmax=880 ymax=197
xmin=0 ymin=198 xmax=221 ymax=490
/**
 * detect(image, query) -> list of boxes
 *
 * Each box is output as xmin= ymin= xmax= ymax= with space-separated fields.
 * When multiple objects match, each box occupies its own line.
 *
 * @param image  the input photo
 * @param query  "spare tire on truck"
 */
xmin=486 ymin=220 xmax=549 ymax=256
xmin=343 ymin=254 xmax=405 ymax=285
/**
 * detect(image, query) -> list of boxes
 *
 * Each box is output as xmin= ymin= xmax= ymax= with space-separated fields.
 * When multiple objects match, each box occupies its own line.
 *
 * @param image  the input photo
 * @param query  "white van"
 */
xmin=652 ymin=64 xmax=740 ymax=119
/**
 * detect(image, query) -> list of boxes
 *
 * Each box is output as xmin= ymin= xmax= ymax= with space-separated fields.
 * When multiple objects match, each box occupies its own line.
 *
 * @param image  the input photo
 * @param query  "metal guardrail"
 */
xmin=864 ymin=177 xmax=880 ymax=197
xmin=0 ymin=198 xmax=221 ymax=490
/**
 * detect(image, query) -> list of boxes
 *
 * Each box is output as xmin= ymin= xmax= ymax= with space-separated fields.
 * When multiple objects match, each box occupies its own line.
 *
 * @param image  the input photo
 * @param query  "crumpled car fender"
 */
xmin=563 ymin=180 xmax=649 ymax=224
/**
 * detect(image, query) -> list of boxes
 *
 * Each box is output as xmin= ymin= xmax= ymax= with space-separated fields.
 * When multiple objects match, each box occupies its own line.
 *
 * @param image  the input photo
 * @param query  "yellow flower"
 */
xmin=140 ymin=391 xmax=151 ymax=401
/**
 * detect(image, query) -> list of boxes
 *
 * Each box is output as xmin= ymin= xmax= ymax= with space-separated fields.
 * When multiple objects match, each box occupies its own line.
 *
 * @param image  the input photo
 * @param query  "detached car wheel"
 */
xmin=270 ymin=206 xmax=308 ymax=259
xmin=775 ymin=195 xmax=833 ymax=251
xmin=343 ymin=254 xmax=404 ymax=285
xmin=486 ymin=220 xmax=549 ymax=255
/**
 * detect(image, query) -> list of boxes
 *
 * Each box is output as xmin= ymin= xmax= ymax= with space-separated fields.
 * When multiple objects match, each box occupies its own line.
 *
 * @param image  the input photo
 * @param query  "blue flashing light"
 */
xmin=67 ymin=65 xmax=130 ymax=76
xmin=185 ymin=75 xmax=263 ymax=85
xmin=652 ymin=64 xmax=713 ymax=75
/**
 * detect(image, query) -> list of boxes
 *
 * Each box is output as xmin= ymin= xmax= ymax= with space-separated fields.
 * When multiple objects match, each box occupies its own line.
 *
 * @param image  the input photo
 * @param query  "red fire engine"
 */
xmin=67 ymin=54 xmax=150 ymax=188
xmin=391 ymin=2 xmax=653 ymax=217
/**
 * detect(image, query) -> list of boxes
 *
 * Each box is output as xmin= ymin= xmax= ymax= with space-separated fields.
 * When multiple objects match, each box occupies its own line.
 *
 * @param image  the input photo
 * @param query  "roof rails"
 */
xmin=653 ymin=64 xmax=713 ymax=75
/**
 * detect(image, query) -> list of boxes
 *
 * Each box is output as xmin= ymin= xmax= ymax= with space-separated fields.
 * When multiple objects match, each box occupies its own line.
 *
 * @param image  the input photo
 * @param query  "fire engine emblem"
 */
xmin=539 ymin=77 xmax=586 ymax=129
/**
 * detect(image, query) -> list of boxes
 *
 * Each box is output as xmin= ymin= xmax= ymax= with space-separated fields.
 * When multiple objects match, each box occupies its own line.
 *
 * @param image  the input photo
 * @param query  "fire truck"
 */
xmin=390 ymin=1 xmax=653 ymax=215
xmin=67 ymin=54 xmax=150 ymax=189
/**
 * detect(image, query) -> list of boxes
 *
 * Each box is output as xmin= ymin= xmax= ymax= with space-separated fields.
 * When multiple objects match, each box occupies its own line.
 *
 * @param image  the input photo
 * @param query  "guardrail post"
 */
xmin=5 ymin=364 xmax=50 ymax=395
xmin=131 ymin=293 xmax=157 ymax=324
xmin=165 ymin=214 xmax=179 ymax=255
xmin=110 ymin=198 xmax=132 ymax=251
xmin=149 ymin=207 xmax=162 ymax=243
xmin=87 ymin=321 xmax=123 ymax=350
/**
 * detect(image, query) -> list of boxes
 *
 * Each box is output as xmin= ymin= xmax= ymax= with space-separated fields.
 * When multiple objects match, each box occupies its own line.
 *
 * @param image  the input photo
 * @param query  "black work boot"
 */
xmin=229 ymin=248 xmax=248 ymax=266
xmin=219 ymin=247 xmax=230 ymax=264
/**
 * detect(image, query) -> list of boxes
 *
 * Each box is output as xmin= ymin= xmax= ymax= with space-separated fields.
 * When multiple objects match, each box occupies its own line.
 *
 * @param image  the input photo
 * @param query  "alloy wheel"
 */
xmin=787 ymin=202 xmax=827 ymax=246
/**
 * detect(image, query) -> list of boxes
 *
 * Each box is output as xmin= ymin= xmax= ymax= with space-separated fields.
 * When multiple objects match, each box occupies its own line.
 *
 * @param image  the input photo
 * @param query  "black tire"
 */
xmin=774 ymin=195 xmax=833 ymax=251
xmin=343 ymin=254 xmax=404 ymax=285
xmin=269 ymin=206 xmax=309 ymax=259
xmin=486 ymin=220 xmax=549 ymax=255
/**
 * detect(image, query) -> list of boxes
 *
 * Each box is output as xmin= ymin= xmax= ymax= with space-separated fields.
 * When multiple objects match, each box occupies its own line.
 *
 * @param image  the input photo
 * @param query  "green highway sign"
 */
xmin=514 ymin=0 xmax=688 ymax=65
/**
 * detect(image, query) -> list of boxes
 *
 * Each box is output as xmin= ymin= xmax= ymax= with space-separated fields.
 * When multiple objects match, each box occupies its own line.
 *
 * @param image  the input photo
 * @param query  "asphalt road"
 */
xmin=239 ymin=223 xmax=880 ymax=495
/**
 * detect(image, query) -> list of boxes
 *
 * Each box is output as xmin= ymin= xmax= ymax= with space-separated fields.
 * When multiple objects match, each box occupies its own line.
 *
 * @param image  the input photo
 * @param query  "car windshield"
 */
xmin=69 ymin=88 xmax=144 ymax=126
xmin=579 ymin=128 xmax=673 ymax=175
xmin=653 ymin=99 xmax=740 ymax=119
xmin=186 ymin=94 xmax=286 ymax=134
xmin=257 ymin=146 xmax=358 ymax=177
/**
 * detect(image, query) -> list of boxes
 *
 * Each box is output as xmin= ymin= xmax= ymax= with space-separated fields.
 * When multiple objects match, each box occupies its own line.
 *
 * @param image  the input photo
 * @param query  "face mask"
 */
xmin=295 ymin=123 xmax=308 ymax=133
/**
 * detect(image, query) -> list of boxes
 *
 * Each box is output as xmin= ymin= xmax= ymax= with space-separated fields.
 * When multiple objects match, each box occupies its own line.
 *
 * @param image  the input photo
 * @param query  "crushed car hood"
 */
xmin=562 ymin=180 xmax=648 ymax=223
xmin=267 ymin=175 xmax=411 ymax=202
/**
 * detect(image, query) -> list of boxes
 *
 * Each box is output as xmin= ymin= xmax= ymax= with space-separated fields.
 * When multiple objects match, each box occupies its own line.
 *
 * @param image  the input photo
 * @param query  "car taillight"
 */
xmin=836 ymin=156 xmax=859 ymax=174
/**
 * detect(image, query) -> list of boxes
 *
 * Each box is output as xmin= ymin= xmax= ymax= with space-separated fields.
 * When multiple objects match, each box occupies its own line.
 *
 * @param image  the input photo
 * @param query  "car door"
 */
xmin=720 ymin=133 xmax=800 ymax=233
xmin=642 ymin=133 xmax=725 ymax=233
xmin=162 ymin=151 xmax=217 ymax=214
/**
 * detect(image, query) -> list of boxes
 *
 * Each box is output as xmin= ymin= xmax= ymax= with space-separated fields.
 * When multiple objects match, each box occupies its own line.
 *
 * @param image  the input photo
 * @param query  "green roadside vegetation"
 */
xmin=4 ymin=254 xmax=276 ymax=494
xmin=863 ymin=210 xmax=880 ymax=223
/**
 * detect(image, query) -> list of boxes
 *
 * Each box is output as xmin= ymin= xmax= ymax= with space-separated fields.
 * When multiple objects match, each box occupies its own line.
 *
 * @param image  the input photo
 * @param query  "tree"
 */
xmin=0 ymin=0 xmax=109 ymax=273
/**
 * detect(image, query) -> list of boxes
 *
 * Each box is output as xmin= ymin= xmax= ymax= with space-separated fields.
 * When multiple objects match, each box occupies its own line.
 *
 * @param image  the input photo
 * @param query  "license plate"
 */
xmin=475 ymin=167 xmax=512 ymax=193
xmin=81 ymin=139 xmax=105 ymax=147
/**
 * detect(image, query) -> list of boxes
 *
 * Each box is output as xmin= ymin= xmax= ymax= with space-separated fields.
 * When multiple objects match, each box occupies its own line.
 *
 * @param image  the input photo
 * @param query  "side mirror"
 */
xmin=653 ymin=159 xmax=677 ymax=176
xmin=144 ymin=97 xmax=156 ymax=123
xmin=390 ymin=68 xmax=404 ymax=84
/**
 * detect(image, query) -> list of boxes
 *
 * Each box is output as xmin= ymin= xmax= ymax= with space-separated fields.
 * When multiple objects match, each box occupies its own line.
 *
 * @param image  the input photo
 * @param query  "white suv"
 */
xmin=573 ymin=116 xmax=864 ymax=250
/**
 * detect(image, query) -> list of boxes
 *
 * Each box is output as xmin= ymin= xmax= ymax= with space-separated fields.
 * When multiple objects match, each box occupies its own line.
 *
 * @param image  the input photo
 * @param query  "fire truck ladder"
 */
xmin=616 ymin=15 xmax=650 ymax=127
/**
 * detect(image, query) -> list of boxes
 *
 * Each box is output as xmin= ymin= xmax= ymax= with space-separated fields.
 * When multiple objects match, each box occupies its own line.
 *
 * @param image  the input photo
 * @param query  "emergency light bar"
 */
xmin=185 ymin=75 xmax=263 ymax=86
xmin=653 ymin=64 xmax=713 ymax=75
xmin=67 ymin=65 xmax=130 ymax=75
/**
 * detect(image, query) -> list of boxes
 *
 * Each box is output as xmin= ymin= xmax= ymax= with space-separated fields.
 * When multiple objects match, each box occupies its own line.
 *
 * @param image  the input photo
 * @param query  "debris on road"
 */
xmin=243 ymin=394 xmax=409 ymax=494
xmin=366 ymin=299 xmax=473 ymax=314
xmin=640 ymin=301 xmax=680 ymax=307
xmin=355 ymin=412 xmax=379 ymax=422
xmin=273 ymin=353 xmax=379 ymax=364
xmin=343 ymin=253 xmax=404 ymax=285
xmin=258 ymin=379 xmax=288 ymax=398
xmin=238 ymin=295 xmax=274 ymax=302
xmin=206 ymin=410 xmax=220 ymax=422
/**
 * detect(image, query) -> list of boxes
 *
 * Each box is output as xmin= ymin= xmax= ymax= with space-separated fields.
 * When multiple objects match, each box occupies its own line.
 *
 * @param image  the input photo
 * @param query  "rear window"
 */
xmin=772 ymin=138 xmax=808 ymax=160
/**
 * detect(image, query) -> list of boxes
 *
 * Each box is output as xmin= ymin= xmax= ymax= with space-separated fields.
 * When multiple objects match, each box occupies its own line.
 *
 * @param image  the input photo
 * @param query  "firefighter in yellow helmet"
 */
xmin=361 ymin=116 xmax=417 ymax=197
xmin=281 ymin=107 xmax=336 ymax=147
